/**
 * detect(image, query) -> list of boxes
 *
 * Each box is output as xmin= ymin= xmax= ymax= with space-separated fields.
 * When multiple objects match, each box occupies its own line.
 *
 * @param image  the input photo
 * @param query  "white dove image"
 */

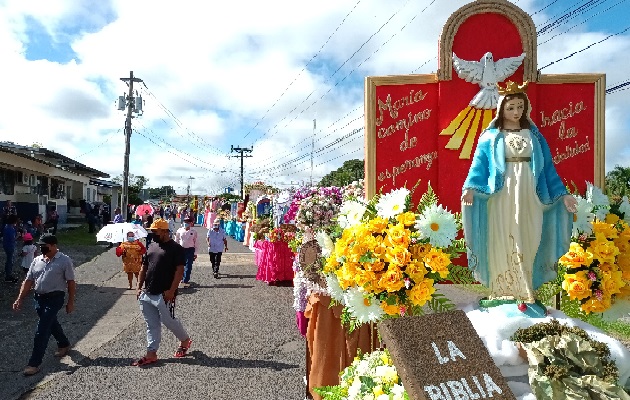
xmin=453 ymin=51 xmax=526 ymax=109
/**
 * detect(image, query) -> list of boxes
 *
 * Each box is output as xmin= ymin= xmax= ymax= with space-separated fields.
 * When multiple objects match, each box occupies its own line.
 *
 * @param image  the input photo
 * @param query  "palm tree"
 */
xmin=605 ymin=165 xmax=630 ymax=200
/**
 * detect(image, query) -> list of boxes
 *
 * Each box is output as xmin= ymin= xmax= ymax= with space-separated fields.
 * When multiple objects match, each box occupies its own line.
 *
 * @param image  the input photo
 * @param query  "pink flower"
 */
xmin=588 ymin=271 xmax=597 ymax=281
xmin=399 ymin=306 xmax=407 ymax=317
xmin=594 ymin=289 xmax=603 ymax=301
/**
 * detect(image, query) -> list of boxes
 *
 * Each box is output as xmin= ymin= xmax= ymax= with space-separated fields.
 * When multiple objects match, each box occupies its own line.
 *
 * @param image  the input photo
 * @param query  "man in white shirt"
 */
xmin=174 ymin=217 xmax=197 ymax=288
xmin=206 ymin=220 xmax=228 ymax=279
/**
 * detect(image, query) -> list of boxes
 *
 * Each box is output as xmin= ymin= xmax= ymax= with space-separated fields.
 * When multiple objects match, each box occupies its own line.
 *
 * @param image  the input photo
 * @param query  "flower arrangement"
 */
xmin=284 ymin=186 xmax=344 ymax=230
xmin=323 ymin=185 xmax=464 ymax=328
xmin=314 ymin=349 xmax=408 ymax=400
xmin=557 ymin=183 xmax=630 ymax=314
xmin=267 ymin=227 xmax=296 ymax=244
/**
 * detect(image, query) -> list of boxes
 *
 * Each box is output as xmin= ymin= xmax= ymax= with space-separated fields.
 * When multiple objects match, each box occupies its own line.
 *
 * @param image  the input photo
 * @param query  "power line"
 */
xmin=539 ymin=24 xmax=630 ymax=70
xmin=241 ymin=0 xmax=363 ymax=140
xmin=75 ymin=129 xmax=121 ymax=159
xmin=247 ymin=0 xmax=419 ymax=147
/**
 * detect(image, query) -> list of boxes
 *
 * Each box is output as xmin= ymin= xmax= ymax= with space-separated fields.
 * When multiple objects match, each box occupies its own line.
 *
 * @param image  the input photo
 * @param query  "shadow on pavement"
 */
xmin=182 ymin=284 xmax=255 ymax=291
xmin=222 ymin=274 xmax=257 ymax=279
xmin=0 ymin=248 xmax=126 ymax=400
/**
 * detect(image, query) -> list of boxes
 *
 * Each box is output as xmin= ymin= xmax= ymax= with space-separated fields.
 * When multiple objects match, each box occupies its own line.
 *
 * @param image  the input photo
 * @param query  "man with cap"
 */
xmin=134 ymin=218 xmax=192 ymax=366
xmin=174 ymin=217 xmax=197 ymax=288
xmin=12 ymin=235 xmax=75 ymax=376
xmin=207 ymin=219 xmax=228 ymax=279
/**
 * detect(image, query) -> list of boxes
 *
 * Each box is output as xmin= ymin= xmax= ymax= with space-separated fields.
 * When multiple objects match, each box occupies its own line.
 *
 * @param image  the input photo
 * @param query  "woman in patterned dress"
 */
xmin=116 ymin=231 xmax=147 ymax=289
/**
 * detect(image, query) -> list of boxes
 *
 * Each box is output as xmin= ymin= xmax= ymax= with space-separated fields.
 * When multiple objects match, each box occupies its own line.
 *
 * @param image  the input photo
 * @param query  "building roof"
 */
xmin=0 ymin=141 xmax=109 ymax=179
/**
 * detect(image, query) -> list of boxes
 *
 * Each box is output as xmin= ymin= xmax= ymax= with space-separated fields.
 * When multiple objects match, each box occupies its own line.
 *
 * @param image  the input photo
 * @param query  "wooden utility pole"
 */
xmin=119 ymin=71 xmax=143 ymax=221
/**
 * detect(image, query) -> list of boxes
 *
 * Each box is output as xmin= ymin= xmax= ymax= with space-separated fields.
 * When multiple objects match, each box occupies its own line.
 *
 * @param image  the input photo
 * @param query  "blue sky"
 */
xmin=1 ymin=0 xmax=629 ymax=194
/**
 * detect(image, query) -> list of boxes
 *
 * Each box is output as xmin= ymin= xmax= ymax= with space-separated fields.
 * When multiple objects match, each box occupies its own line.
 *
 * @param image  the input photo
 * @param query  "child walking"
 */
xmin=116 ymin=231 xmax=146 ymax=289
xmin=20 ymin=233 xmax=38 ymax=278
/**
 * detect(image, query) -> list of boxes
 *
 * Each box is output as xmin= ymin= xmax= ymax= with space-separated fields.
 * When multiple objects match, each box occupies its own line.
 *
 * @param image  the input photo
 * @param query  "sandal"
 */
xmin=131 ymin=356 xmax=158 ymax=367
xmin=174 ymin=339 xmax=192 ymax=358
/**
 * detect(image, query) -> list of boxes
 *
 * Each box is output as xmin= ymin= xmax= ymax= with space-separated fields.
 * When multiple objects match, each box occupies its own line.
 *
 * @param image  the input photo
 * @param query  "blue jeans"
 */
xmin=3 ymin=245 xmax=14 ymax=279
xmin=29 ymin=292 xmax=70 ymax=367
xmin=182 ymin=247 xmax=195 ymax=283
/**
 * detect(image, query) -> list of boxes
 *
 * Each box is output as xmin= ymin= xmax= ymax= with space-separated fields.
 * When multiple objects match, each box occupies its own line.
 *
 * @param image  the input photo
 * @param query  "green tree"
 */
xmin=146 ymin=186 xmax=175 ymax=201
xmin=112 ymin=174 xmax=149 ymax=205
xmin=319 ymin=159 xmax=364 ymax=187
xmin=605 ymin=165 xmax=630 ymax=200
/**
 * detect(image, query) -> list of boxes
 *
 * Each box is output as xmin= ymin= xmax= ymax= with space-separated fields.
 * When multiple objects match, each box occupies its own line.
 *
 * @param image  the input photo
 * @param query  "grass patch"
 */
xmin=54 ymin=224 xmax=99 ymax=246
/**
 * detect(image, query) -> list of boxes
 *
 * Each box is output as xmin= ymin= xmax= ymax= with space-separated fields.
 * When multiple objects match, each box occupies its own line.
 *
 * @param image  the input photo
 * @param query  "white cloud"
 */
xmin=0 ymin=0 xmax=628 ymax=195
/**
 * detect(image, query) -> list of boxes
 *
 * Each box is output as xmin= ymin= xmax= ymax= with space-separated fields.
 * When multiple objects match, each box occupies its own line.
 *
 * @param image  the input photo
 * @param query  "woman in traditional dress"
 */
xmin=461 ymin=82 xmax=577 ymax=303
xmin=116 ymin=231 xmax=147 ymax=289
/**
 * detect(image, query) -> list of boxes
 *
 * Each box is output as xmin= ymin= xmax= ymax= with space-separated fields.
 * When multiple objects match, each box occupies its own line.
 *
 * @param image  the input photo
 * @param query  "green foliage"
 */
xmin=416 ymin=182 xmax=438 ymax=214
xmin=319 ymin=159 xmax=364 ymax=187
xmin=427 ymin=291 xmax=456 ymax=313
xmin=605 ymin=165 xmax=630 ymax=199
xmin=313 ymin=386 xmax=346 ymax=400
xmin=111 ymin=173 xmax=149 ymax=205
xmin=535 ymin=281 xmax=562 ymax=307
xmin=446 ymin=264 xmax=476 ymax=286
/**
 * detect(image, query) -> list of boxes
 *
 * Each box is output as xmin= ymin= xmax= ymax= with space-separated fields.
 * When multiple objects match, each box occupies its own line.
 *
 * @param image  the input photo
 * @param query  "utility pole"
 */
xmin=230 ymin=145 xmax=253 ymax=199
xmin=119 ymin=71 xmax=143 ymax=221
xmin=310 ymin=118 xmax=316 ymax=186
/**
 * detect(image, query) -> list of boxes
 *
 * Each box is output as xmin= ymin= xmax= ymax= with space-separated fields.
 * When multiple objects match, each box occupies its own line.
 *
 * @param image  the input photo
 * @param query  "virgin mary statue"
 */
xmin=461 ymin=81 xmax=577 ymax=303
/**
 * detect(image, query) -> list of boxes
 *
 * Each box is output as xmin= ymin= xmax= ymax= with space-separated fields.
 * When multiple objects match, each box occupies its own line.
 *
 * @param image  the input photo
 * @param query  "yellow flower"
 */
xmin=588 ymin=233 xmax=620 ymax=264
xmin=324 ymin=255 xmax=339 ymax=273
xmin=369 ymin=217 xmax=389 ymax=234
xmin=581 ymin=296 xmax=611 ymax=314
xmin=396 ymin=211 xmax=417 ymax=227
xmin=378 ymin=265 xmax=405 ymax=292
xmin=618 ymin=253 xmax=630 ymax=270
xmin=380 ymin=352 xmax=392 ymax=365
xmin=378 ymin=366 xmax=399 ymax=385
xmin=373 ymin=385 xmax=384 ymax=397
xmin=381 ymin=301 xmax=400 ymax=316
xmin=405 ymin=261 xmax=428 ymax=282
xmin=592 ymin=221 xmax=618 ymax=239
xmin=364 ymin=260 xmax=386 ymax=273
xmin=618 ymin=227 xmax=630 ymax=242
xmin=562 ymin=270 xmax=592 ymax=300
xmin=385 ymin=246 xmax=412 ymax=266
xmin=601 ymin=269 xmax=625 ymax=296
xmin=407 ymin=278 xmax=435 ymax=306
xmin=605 ymin=213 xmax=620 ymax=224
xmin=423 ymin=248 xmax=451 ymax=279
xmin=384 ymin=223 xmax=410 ymax=248
xmin=613 ymin=237 xmax=630 ymax=254
xmin=409 ymin=243 xmax=432 ymax=261
xmin=559 ymin=242 xmax=593 ymax=268
xmin=372 ymin=244 xmax=387 ymax=260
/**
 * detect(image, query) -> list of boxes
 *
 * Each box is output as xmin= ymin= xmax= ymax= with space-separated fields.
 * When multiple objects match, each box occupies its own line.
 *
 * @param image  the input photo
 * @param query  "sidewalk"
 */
xmin=1 ymin=228 xmax=306 ymax=400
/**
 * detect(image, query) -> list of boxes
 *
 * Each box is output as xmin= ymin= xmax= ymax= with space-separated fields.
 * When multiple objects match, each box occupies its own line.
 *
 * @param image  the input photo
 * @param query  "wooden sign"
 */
xmin=379 ymin=310 xmax=515 ymax=400
xmin=365 ymin=0 xmax=604 ymax=212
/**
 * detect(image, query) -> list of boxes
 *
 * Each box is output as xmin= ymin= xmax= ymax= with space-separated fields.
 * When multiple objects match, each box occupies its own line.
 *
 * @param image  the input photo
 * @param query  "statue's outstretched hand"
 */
xmin=461 ymin=190 xmax=475 ymax=206
xmin=563 ymin=195 xmax=578 ymax=213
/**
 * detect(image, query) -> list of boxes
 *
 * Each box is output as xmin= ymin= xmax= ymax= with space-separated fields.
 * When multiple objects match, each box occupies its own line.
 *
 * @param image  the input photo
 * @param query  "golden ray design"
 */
xmin=440 ymin=107 xmax=495 ymax=159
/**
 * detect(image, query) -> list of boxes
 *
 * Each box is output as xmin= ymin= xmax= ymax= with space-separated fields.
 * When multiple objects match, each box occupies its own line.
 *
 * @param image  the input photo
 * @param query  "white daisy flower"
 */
xmin=572 ymin=195 xmax=595 ymax=237
xmin=316 ymin=231 xmax=335 ymax=257
xmin=376 ymin=188 xmax=410 ymax=219
xmin=586 ymin=181 xmax=610 ymax=221
xmin=338 ymin=200 xmax=367 ymax=228
xmin=343 ymin=287 xmax=385 ymax=324
xmin=619 ymin=196 xmax=630 ymax=222
xmin=415 ymin=204 xmax=458 ymax=248
xmin=325 ymin=273 xmax=346 ymax=305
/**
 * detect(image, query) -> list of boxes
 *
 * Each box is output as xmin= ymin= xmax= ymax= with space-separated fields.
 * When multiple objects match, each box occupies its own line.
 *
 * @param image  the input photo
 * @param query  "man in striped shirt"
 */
xmin=174 ymin=217 xmax=197 ymax=288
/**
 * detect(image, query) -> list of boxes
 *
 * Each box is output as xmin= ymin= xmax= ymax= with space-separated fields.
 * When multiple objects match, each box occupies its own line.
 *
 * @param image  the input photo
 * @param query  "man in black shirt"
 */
xmin=133 ymin=218 xmax=192 ymax=366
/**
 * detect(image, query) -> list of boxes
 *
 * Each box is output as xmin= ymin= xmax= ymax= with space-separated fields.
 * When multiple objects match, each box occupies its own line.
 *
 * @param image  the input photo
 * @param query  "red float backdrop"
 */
xmin=366 ymin=10 xmax=603 ymax=212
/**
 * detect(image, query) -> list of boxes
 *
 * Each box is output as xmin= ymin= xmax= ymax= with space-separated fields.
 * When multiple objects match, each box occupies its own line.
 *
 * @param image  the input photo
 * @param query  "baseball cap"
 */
xmin=23 ymin=233 xmax=33 ymax=241
xmin=38 ymin=235 xmax=58 ymax=245
xmin=147 ymin=218 xmax=170 ymax=230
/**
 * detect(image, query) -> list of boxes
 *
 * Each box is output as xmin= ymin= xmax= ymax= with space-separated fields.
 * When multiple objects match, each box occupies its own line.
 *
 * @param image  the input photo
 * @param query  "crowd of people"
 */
xmin=8 ymin=199 xmax=229 ymax=376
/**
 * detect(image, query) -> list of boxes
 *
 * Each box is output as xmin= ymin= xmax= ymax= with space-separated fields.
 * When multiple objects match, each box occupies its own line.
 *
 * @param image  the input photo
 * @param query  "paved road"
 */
xmin=1 ymin=227 xmax=305 ymax=400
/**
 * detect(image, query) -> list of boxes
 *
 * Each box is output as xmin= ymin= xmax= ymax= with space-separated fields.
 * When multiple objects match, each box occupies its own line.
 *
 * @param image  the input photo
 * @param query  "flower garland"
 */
xmin=324 ymin=186 xmax=462 ymax=327
xmin=314 ymin=349 xmax=408 ymax=400
xmin=558 ymin=182 xmax=630 ymax=314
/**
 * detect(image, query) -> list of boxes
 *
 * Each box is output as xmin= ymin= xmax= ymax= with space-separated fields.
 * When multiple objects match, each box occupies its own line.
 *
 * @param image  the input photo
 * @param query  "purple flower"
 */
xmin=588 ymin=271 xmax=597 ymax=281
xmin=594 ymin=289 xmax=603 ymax=301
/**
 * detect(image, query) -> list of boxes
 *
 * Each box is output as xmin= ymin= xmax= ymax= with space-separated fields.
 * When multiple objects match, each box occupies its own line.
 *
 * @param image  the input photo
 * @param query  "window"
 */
xmin=0 ymin=168 xmax=15 ymax=195
xmin=35 ymin=176 xmax=49 ymax=196
xmin=50 ymin=178 xmax=65 ymax=199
